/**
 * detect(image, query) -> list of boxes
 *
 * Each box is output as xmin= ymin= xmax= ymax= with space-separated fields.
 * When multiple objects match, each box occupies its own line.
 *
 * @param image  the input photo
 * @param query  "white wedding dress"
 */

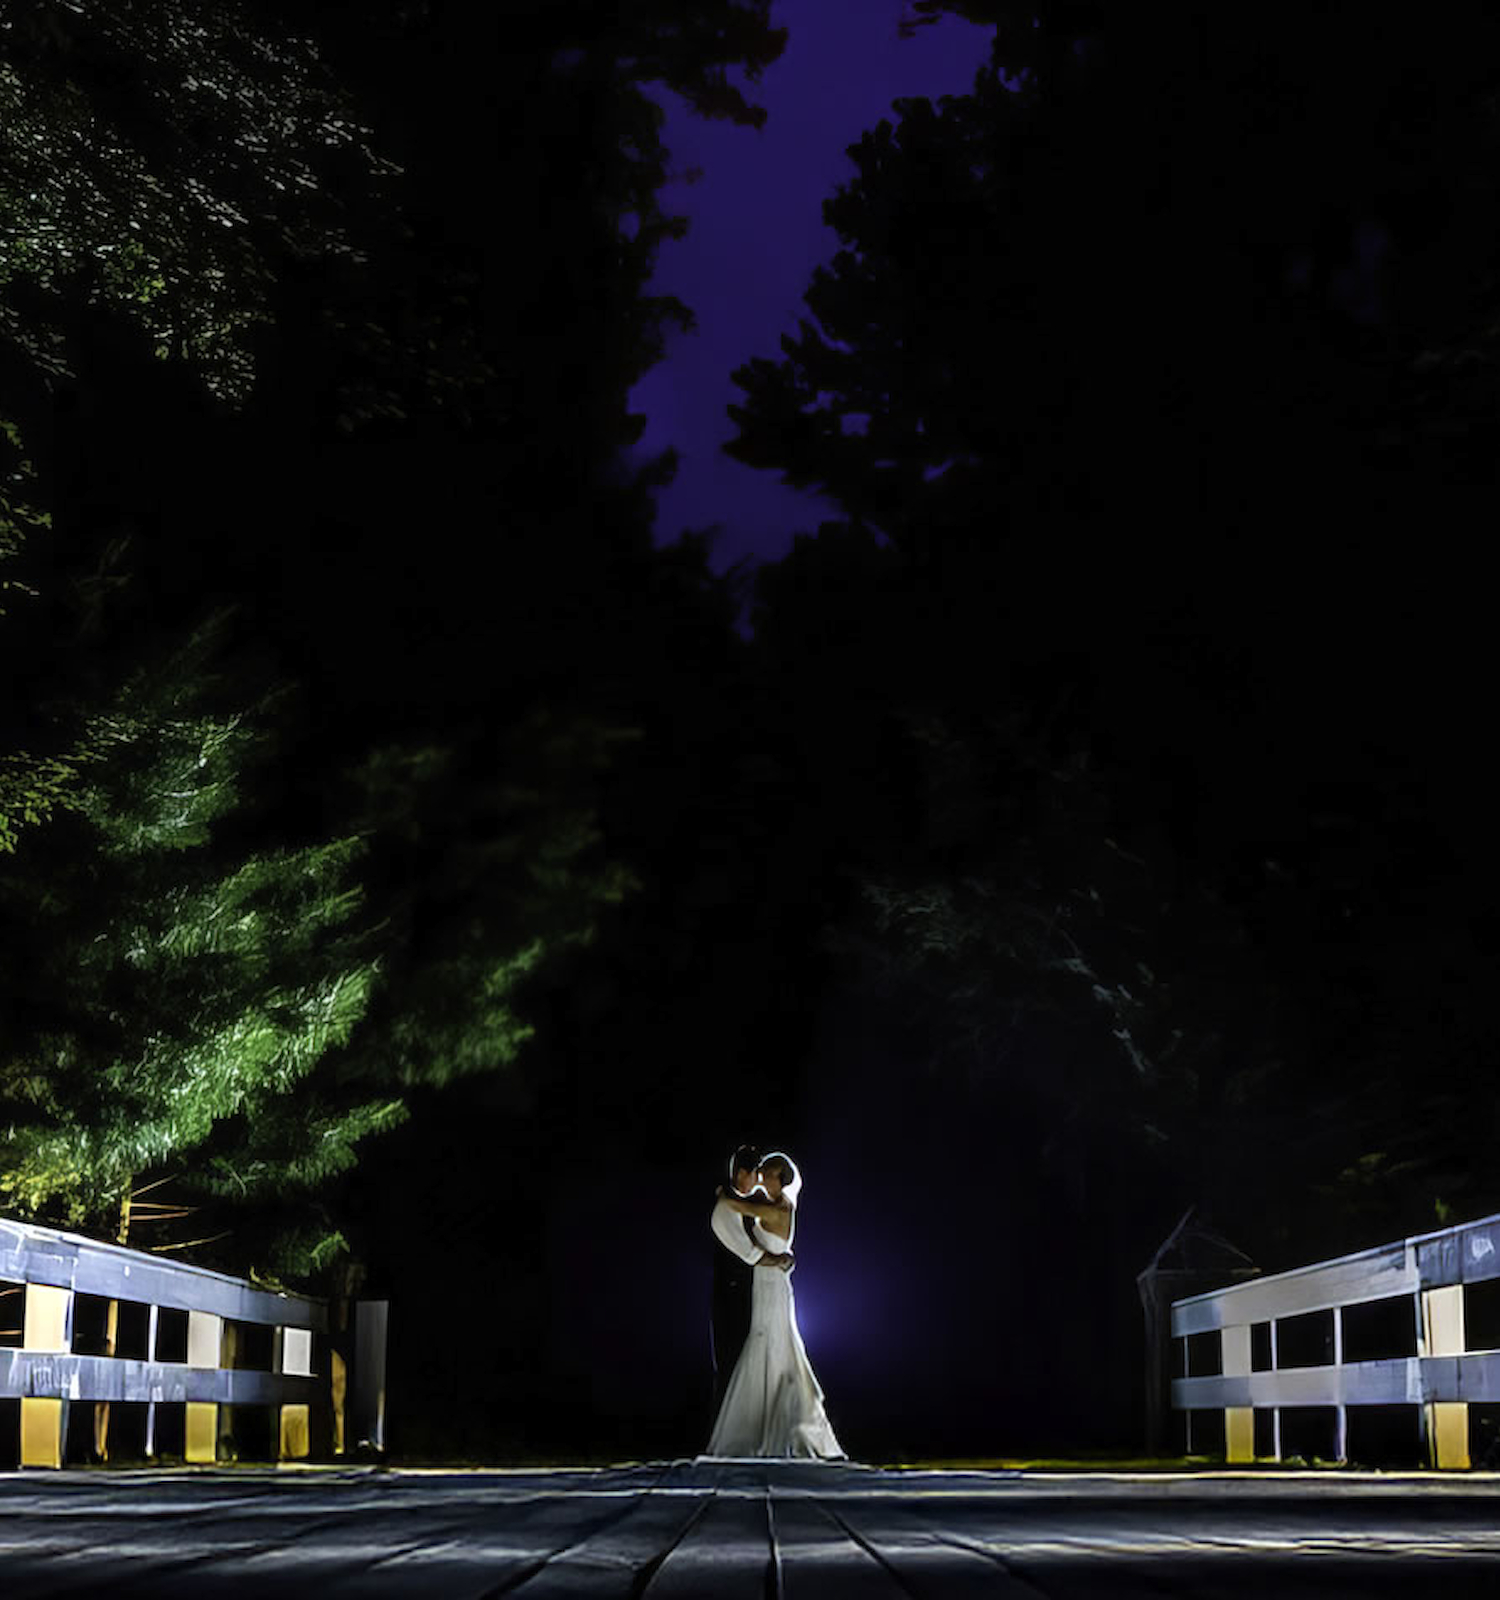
xmin=706 ymin=1209 xmax=845 ymax=1459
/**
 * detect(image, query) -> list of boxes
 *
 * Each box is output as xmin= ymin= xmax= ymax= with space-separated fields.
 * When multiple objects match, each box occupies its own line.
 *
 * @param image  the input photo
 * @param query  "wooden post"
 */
xmin=1333 ymin=1305 xmax=1347 ymax=1462
xmin=353 ymin=1301 xmax=388 ymax=1456
xmin=1415 ymin=1288 xmax=1430 ymax=1463
xmin=95 ymin=1182 xmax=132 ymax=1463
xmin=218 ymin=1320 xmax=239 ymax=1459
xmin=1221 ymin=1324 xmax=1253 ymax=1463
xmin=185 ymin=1310 xmax=223 ymax=1464
xmin=145 ymin=1303 xmax=159 ymax=1457
xmin=1422 ymin=1285 xmax=1469 ymax=1469
xmin=1270 ymin=1319 xmax=1281 ymax=1461
xmin=277 ymin=1325 xmax=313 ymax=1461
xmin=20 ymin=1284 xmax=72 ymax=1469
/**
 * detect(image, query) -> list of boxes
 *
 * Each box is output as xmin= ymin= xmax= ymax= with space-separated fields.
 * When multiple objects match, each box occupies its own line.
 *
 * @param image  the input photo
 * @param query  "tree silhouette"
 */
xmin=732 ymin=6 xmax=1500 ymax=1265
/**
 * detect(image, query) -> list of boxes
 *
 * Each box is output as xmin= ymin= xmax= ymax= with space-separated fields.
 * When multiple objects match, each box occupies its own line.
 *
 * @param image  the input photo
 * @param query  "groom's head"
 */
xmin=728 ymin=1143 xmax=761 ymax=1194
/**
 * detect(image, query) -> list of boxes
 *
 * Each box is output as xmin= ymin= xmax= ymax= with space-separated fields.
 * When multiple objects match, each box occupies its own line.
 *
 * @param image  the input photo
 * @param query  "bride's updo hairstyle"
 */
xmin=759 ymin=1151 xmax=802 ymax=1205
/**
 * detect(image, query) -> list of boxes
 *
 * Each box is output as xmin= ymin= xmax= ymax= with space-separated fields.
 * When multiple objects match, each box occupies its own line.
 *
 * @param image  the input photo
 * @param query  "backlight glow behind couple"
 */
xmin=705 ymin=1144 xmax=845 ymax=1459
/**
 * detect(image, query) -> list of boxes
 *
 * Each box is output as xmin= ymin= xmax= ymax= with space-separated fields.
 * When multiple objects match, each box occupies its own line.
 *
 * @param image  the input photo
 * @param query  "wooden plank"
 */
xmin=772 ymin=1496 xmax=910 ymax=1599
xmin=1174 ymin=1359 xmax=1414 ymax=1409
xmin=1175 ymin=1350 xmax=1500 ymax=1410
xmin=219 ymin=1489 xmax=648 ymax=1597
xmin=472 ymin=1489 xmax=714 ymax=1599
xmin=1459 ymin=1219 xmax=1500 ymax=1284
xmin=0 ymin=1349 xmax=320 ymax=1405
xmin=1173 ymin=1211 xmax=1500 ymax=1337
xmin=1458 ymin=1352 xmax=1500 ymax=1402
xmin=643 ymin=1494 xmax=773 ymax=1600
xmin=1418 ymin=1230 xmax=1463 ymax=1290
xmin=0 ymin=1218 xmax=325 ymax=1331
xmin=818 ymin=1496 xmax=1016 ymax=1600
xmin=1172 ymin=1245 xmax=1415 ymax=1334
xmin=1414 ymin=1214 xmax=1500 ymax=1287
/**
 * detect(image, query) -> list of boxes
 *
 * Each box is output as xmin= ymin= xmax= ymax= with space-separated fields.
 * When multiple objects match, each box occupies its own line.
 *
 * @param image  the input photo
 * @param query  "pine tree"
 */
xmin=0 ymin=609 xmax=391 ymax=1245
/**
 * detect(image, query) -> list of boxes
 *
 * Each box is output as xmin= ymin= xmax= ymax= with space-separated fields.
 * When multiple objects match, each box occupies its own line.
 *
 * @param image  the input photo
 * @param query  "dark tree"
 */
xmin=728 ymin=6 xmax=1500 ymax=1270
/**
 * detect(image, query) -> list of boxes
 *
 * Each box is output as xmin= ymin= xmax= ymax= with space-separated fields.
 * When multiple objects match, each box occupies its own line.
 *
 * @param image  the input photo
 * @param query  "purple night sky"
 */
xmin=624 ymin=1 xmax=998 ymax=626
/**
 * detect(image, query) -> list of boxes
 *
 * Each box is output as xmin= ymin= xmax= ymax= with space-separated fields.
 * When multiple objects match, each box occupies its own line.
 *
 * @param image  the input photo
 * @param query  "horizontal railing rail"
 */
xmin=1 ymin=1217 xmax=326 ymax=1330
xmin=0 ymin=1350 xmax=322 ymax=1407
xmin=1170 ymin=1210 xmax=1500 ymax=1468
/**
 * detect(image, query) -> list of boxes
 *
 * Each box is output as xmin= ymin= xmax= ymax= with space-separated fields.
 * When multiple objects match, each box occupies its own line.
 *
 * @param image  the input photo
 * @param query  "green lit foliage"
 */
xmin=0 ymin=0 xmax=403 ymax=405
xmin=163 ymin=702 xmax=646 ymax=1279
xmin=0 ymin=611 xmax=385 ymax=1236
xmin=0 ymin=748 xmax=78 ymax=858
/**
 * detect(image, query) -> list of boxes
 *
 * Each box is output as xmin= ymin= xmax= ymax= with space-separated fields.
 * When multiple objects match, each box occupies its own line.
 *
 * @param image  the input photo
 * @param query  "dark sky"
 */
xmin=624 ymin=1 xmax=998 ymax=619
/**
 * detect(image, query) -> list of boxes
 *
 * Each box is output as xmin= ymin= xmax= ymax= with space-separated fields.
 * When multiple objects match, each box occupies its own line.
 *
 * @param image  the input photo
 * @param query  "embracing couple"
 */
xmin=705 ymin=1143 xmax=845 ymax=1459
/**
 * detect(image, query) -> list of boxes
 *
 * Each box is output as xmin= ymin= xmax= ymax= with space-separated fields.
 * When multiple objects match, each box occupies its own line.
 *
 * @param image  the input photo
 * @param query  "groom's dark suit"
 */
xmin=710 ymin=1199 xmax=761 ymax=1410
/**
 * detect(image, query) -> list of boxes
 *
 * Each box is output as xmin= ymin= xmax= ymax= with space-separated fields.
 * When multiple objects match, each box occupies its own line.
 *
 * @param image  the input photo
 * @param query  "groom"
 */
xmin=710 ymin=1143 xmax=792 ymax=1409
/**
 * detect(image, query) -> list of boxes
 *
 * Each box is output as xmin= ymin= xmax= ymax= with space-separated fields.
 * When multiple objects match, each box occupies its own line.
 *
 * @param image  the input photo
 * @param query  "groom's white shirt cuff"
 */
xmin=712 ymin=1196 xmax=765 ymax=1264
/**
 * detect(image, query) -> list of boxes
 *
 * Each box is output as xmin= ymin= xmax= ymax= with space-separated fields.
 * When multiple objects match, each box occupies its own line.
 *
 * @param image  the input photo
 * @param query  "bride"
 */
xmin=706 ymin=1151 xmax=845 ymax=1459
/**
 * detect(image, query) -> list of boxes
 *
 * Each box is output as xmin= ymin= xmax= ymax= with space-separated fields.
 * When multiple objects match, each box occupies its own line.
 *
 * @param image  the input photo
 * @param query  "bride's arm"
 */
xmin=715 ymin=1186 xmax=786 ymax=1225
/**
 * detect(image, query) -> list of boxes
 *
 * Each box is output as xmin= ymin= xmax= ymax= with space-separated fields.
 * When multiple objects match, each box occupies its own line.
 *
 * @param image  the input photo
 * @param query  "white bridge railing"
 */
xmin=1 ymin=1216 xmax=385 ymax=1469
xmin=1172 ymin=1210 xmax=1500 ymax=1468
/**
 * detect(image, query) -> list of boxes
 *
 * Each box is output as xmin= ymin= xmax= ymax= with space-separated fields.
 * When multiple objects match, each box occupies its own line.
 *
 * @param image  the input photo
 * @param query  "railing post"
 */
xmin=1333 ymin=1305 xmax=1347 ymax=1462
xmin=1269 ymin=1319 xmax=1281 ymax=1462
xmin=185 ymin=1310 xmax=223 ymax=1464
xmin=1421 ymin=1284 xmax=1469 ymax=1469
xmin=145 ymin=1303 xmax=159 ymax=1458
xmin=19 ymin=1284 xmax=72 ymax=1469
xmin=1221 ymin=1324 xmax=1253 ymax=1463
xmin=353 ymin=1300 xmax=389 ymax=1456
xmin=276 ymin=1325 xmax=314 ymax=1460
